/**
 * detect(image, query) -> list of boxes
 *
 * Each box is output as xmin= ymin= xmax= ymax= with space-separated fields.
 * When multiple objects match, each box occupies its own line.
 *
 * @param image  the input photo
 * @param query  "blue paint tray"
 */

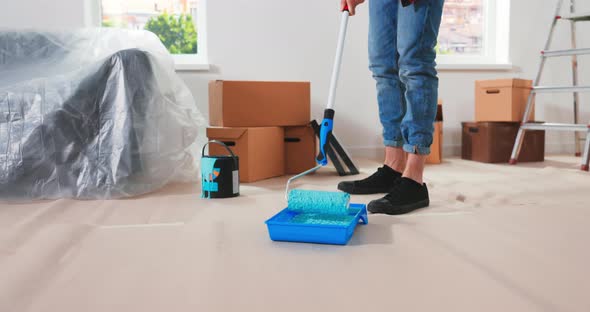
xmin=265 ymin=203 xmax=368 ymax=245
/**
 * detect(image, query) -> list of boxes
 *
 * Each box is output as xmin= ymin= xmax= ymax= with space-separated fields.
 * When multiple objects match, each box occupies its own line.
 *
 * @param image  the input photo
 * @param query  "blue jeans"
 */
xmin=369 ymin=0 xmax=444 ymax=155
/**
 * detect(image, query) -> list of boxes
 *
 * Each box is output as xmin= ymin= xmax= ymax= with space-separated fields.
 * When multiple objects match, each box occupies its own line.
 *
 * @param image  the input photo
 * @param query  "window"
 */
xmin=97 ymin=0 xmax=208 ymax=70
xmin=437 ymin=0 xmax=510 ymax=69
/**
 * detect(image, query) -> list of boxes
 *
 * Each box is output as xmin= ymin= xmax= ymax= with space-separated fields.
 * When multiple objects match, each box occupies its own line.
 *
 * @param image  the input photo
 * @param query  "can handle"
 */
xmin=202 ymin=140 xmax=239 ymax=167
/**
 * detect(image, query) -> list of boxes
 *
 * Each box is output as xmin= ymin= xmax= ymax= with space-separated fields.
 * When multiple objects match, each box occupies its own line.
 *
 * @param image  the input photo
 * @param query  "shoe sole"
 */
xmin=369 ymin=199 xmax=430 ymax=215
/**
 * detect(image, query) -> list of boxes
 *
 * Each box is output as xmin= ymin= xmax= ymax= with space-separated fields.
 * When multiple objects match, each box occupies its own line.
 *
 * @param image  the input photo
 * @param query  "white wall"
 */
xmin=2 ymin=0 xmax=589 ymax=158
xmin=0 ymin=0 xmax=86 ymax=28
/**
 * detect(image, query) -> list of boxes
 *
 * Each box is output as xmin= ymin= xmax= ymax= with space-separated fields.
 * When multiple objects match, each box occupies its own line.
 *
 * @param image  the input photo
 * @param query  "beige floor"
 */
xmin=1 ymin=156 xmax=589 ymax=312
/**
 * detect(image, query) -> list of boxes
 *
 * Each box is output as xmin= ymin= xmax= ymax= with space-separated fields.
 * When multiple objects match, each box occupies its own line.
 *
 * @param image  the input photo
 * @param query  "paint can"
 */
xmin=201 ymin=140 xmax=240 ymax=198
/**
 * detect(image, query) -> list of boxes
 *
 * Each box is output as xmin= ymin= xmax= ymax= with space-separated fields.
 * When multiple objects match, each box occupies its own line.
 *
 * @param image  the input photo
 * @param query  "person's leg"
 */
xmin=398 ymin=0 xmax=444 ymax=184
xmin=338 ymin=0 xmax=404 ymax=195
xmin=369 ymin=0 xmax=405 ymax=167
xmin=368 ymin=0 xmax=444 ymax=214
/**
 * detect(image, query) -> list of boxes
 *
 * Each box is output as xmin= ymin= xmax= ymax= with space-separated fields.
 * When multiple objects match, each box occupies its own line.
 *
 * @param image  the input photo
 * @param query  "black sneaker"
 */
xmin=337 ymin=166 xmax=401 ymax=194
xmin=367 ymin=177 xmax=429 ymax=215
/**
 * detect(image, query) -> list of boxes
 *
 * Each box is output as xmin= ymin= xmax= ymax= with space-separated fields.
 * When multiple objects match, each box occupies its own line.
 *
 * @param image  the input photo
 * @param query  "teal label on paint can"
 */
xmin=201 ymin=157 xmax=219 ymax=199
xmin=203 ymin=180 xmax=219 ymax=192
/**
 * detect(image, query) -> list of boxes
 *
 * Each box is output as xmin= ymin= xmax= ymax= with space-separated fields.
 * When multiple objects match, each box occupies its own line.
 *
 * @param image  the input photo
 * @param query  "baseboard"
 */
xmin=545 ymin=143 xmax=577 ymax=155
xmin=346 ymin=146 xmax=461 ymax=161
xmin=346 ymin=143 xmax=578 ymax=161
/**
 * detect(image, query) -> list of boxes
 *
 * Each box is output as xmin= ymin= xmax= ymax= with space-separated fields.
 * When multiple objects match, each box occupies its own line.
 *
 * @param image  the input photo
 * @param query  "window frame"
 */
xmin=436 ymin=0 xmax=511 ymax=70
xmin=88 ymin=0 xmax=209 ymax=71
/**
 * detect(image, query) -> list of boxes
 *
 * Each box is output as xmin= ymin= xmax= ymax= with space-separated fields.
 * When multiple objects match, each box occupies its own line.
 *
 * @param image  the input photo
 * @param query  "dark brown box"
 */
xmin=206 ymin=127 xmax=285 ymax=183
xmin=209 ymin=80 xmax=310 ymax=127
xmin=461 ymin=122 xmax=545 ymax=163
xmin=284 ymin=125 xmax=317 ymax=174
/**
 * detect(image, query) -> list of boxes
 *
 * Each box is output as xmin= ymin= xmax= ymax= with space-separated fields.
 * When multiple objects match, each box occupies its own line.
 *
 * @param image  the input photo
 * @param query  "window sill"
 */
xmin=436 ymin=63 xmax=513 ymax=71
xmin=172 ymin=54 xmax=210 ymax=71
xmin=175 ymin=63 xmax=211 ymax=71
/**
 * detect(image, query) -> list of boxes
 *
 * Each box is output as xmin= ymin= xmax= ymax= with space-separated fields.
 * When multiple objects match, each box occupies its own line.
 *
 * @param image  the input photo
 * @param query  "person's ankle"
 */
xmin=402 ymin=153 xmax=426 ymax=184
xmin=384 ymin=146 xmax=406 ymax=173
xmin=402 ymin=172 xmax=423 ymax=185
xmin=384 ymin=162 xmax=404 ymax=173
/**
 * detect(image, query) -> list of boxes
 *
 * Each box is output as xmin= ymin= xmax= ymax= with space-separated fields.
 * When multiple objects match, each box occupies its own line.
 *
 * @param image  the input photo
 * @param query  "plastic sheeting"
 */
xmin=0 ymin=29 xmax=204 ymax=200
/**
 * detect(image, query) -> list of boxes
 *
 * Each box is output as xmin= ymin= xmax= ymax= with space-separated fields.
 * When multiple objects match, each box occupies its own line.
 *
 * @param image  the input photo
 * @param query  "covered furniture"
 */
xmin=0 ymin=29 xmax=204 ymax=200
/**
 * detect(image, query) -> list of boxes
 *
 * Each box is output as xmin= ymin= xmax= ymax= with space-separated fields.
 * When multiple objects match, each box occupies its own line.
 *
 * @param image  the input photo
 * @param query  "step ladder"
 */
xmin=510 ymin=0 xmax=590 ymax=171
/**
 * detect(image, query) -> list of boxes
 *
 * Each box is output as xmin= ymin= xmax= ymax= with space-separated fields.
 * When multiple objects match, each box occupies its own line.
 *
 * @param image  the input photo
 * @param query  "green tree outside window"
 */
xmin=144 ymin=13 xmax=198 ymax=54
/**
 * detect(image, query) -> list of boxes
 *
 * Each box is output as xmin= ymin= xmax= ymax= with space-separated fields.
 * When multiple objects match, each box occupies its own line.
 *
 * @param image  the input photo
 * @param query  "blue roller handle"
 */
xmin=317 ymin=109 xmax=335 ymax=166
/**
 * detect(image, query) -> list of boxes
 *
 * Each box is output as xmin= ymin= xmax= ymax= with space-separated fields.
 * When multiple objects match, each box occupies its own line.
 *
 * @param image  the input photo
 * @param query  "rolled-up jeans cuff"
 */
xmin=384 ymin=139 xmax=404 ymax=148
xmin=403 ymin=144 xmax=431 ymax=155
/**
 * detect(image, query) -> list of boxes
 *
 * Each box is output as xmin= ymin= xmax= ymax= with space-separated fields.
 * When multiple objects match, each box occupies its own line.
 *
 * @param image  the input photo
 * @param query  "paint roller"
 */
xmin=283 ymin=6 xmax=352 ymax=214
xmin=287 ymin=189 xmax=350 ymax=215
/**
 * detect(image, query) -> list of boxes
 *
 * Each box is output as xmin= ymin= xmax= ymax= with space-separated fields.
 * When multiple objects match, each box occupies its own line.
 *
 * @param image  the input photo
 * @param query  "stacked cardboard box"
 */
xmin=462 ymin=79 xmax=545 ymax=163
xmin=475 ymin=79 xmax=535 ymax=122
xmin=207 ymin=81 xmax=316 ymax=183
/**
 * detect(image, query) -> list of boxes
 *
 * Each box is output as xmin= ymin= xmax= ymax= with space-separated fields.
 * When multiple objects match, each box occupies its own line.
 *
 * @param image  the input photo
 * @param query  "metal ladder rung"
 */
xmin=521 ymin=122 xmax=589 ymax=132
xmin=532 ymin=85 xmax=590 ymax=93
xmin=542 ymin=48 xmax=590 ymax=57
xmin=558 ymin=12 xmax=590 ymax=21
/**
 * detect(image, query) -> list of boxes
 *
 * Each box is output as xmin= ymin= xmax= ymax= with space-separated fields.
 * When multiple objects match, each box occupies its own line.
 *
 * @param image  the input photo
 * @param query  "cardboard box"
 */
xmin=461 ymin=122 xmax=545 ymax=163
xmin=426 ymin=100 xmax=443 ymax=164
xmin=209 ymin=80 xmax=310 ymax=127
xmin=284 ymin=125 xmax=317 ymax=174
xmin=475 ymin=79 xmax=534 ymax=122
xmin=426 ymin=122 xmax=443 ymax=164
xmin=206 ymin=127 xmax=285 ymax=183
